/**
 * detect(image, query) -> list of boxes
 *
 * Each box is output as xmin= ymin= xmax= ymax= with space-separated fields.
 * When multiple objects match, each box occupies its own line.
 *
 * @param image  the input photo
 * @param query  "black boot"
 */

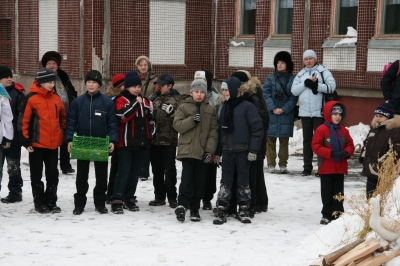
xmin=175 ymin=205 xmax=186 ymax=222
xmin=202 ymin=201 xmax=212 ymax=210
xmin=238 ymin=205 xmax=251 ymax=224
xmin=123 ymin=201 xmax=139 ymax=212
xmin=213 ymin=206 xmax=227 ymax=225
xmin=35 ymin=205 xmax=51 ymax=214
xmin=111 ymin=200 xmax=124 ymax=214
xmin=149 ymin=199 xmax=166 ymax=206
xmin=95 ymin=205 xmax=108 ymax=214
xmin=190 ymin=209 xmax=201 ymax=222
xmin=1 ymin=195 xmax=22 ymax=204
xmin=47 ymin=203 xmax=61 ymax=213
xmin=73 ymin=206 xmax=84 ymax=215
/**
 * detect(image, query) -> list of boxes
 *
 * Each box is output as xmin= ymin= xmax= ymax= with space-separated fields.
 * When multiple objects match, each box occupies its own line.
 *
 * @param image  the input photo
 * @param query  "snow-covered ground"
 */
xmin=0 ymin=123 xmax=378 ymax=265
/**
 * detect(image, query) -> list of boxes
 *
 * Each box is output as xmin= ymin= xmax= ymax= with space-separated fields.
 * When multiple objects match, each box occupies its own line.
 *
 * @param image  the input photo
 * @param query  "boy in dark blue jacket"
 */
xmin=214 ymin=76 xmax=264 ymax=225
xmin=65 ymin=70 xmax=119 ymax=215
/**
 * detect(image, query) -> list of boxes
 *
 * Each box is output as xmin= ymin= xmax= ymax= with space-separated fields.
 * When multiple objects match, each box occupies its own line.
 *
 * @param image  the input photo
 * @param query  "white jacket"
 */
xmin=0 ymin=96 xmax=13 ymax=143
xmin=291 ymin=64 xmax=336 ymax=117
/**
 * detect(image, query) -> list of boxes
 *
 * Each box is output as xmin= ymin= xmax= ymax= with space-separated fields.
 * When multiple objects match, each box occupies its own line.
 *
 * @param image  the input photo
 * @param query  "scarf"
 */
xmin=221 ymin=95 xmax=246 ymax=132
xmin=0 ymin=84 xmax=10 ymax=100
xmin=324 ymin=121 xmax=343 ymax=162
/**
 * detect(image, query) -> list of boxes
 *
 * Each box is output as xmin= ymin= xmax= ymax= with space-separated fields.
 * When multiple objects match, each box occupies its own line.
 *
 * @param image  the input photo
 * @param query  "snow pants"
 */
xmin=320 ymin=173 xmax=344 ymax=221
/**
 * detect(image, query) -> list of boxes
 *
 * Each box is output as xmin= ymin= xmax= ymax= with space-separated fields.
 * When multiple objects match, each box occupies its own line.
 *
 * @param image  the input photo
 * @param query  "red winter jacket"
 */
xmin=312 ymin=101 xmax=355 ymax=175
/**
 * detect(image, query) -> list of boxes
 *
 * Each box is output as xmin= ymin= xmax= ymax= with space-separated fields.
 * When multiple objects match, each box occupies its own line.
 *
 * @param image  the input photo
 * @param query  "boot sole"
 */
xmin=1 ymin=198 xmax=22 ymax=204
xmin=112 ymin=210 xmax=124 ymax=214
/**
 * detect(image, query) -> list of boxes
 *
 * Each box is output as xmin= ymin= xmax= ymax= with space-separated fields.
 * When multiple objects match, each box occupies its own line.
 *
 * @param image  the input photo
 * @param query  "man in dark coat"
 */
xmin=381 ymin=60 xmax=400 ymax=114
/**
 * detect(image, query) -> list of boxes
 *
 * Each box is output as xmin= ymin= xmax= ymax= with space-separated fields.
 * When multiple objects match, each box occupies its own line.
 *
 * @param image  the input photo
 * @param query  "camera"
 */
xmin=275 ymin=91 xmax=284 ymax=100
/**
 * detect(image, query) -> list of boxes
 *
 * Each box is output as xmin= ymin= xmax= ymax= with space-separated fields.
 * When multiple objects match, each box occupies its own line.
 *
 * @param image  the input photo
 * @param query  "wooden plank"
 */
xmin=356 ymin=248 xmax=400 ymax=266
xmin=353 ymin=253 xmax=373 ymax=264
xmin=332 ymin=239 xmax=380 ymax=266
xmin=309 ymin=258 xmax=323 ymax=266
xmin=321 ymin=239 xmax=365 ymax=265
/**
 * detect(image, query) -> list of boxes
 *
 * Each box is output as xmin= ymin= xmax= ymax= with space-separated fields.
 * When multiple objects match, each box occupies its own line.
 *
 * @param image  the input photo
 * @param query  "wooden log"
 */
xmin=355 ymin=248 xmax=400 ymax=266
xmin=321 ymin=239 xmax=365 ymax=266
xmin=348 ymin=262 xmax=356 ymax=266
xmin=353 ymin=253 xmax=373 ymax=264
xmin=332 ymin=238 xmax=380 ymax=266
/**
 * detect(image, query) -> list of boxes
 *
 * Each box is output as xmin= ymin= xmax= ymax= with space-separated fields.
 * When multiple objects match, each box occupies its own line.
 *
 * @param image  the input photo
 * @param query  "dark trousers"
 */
xmin=3 ymin=145 xmax=23 ymax=199
xmin=110 ymin=148 xmax=145 ymax=202
xmin=320 ymin=174 xmax=344 ymax=220
xmin=228 ymin=160 xmax=268 ymax=213
xmin=178 ymin=158 xmax=209 ymax=210
xmin=301 ymin=117 xmax=324 ymax=171
xmin=150 ymin=145 xmax=177 ymax=201
xmin=139 ymin=149 xmax=150 ymax=178
xmin=106 ymin=148 xmax=119 ymax=200
xmin=59 ymin=142 xmax=72 ymax=171
xmin=29 ymin=148 xmax=59 ymax=207
xmin=217 ymin=151 xmax=251 ymax=208
xmin=74 ymin=160 xmax=108 ymax=208
xmin=203 ymin=163 xmax=217 ymax=202
xmin=366 ymin=176 xmax=378 ymax=199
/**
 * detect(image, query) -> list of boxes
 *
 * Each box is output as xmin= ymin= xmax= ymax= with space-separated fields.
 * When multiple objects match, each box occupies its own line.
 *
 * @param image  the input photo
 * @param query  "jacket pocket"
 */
xmin=178 ymin=137 xmax=192 ymax=155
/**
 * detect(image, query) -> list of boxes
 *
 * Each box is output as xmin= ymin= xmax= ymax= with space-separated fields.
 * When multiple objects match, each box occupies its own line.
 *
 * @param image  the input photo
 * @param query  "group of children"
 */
xmin=0 ymin=52 xmax=398 ymax=226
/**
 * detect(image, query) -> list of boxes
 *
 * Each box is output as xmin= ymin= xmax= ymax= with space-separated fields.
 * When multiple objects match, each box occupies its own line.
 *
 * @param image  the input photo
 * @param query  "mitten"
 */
xmin=193 ymin=114 xmax=201 ymax=124
xmin=203 ymin=152 xmax=212 ymax=163
xmin=305 ymin=79 xmax=318 ymax=94
xmin=331 ymin=150 xmax=348 ymax=158
xmin=247 ymin=152 xmax=257 ymax=161
xmin=161 ymin=103 xmax=175 ymax=116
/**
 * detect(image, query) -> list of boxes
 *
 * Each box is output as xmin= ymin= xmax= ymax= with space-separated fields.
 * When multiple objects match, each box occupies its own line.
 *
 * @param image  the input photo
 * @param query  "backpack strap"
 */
xmin=274 ymin=73 xmax=291 ymax=99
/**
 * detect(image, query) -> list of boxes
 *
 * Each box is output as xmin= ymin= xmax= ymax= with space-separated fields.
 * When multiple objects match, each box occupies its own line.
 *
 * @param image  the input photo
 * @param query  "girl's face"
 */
xmin=304 ymin=56 xmax=316 ymax=68
xmin=41 ymin=81 xmax=55 ymax=91
xmin=137 ymin=60 xmax=149 ymax=74
xmin=222 ymin=89 xmax=230 ymax=100
xmin=117 ymin=85 xmax=125 ymax=91
xmin=127 ymin=85 xmax=142 ymax=96
xmin=190 ymin=90 xmax=206 ymax=102
xmin=375 ymin=114 xmax=389 ymax=124
xmin=277 ymin=60 xmax=287 ymax=72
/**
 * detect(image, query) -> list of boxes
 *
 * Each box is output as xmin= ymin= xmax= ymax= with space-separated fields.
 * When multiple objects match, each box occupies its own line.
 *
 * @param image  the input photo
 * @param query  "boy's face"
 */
xmin=41 ymin=81 xmax=55 ymax=91
xmin=86 ymin=80 xmax=100 ymax=95
xmin=160 ymin=84 xmax=172 ymax=95
xmin=127 ymin=85 xmax=141 ymax=96
xmin=137 ymin=60 xmax=149 ymax=75
xmin=222 ymin=89 xmax=230 ymax=100
xmin=190 ymin=90 xmax=206 ymax=102
xmin=45 ymin=60 xmax=58 ymax=73
xmin=0 ymin=76 xmax=12 ymax=87
xmin=331 ymin=113 xmax=342 ymax=125
xmin=375 ymin=114 xmax=389 ymax=124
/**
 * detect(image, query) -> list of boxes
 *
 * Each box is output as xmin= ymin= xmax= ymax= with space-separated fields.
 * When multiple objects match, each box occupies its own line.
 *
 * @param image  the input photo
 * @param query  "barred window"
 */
xmin=239 ymin=0 xmax=256 ymax=35
xmin=0 ymin=19 xmax=12 ymax=66
xmin=276 ymin=0 xmax=293 ymax=35
xmin=383 ymin=0 xmax=400 ymax=34
xmin=336 ymin=0 xmax=358 ymax=35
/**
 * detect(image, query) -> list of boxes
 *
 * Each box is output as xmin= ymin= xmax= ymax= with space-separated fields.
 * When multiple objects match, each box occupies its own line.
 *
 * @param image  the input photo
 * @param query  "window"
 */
xmin=0 ymin=19 xmax=12 ymax=66
xmin=238 ymin=0 xmax=256 ymax=35
xmin=335 ymin=0 xmax=358 ymax=35
xmin=276 ymin=0 xmax=293 ymax=35
xmin=382 ymin=0 xmax=400 ymax=34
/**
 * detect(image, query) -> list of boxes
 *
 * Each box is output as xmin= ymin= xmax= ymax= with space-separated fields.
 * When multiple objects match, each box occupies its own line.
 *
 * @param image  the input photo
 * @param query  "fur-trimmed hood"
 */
xmin=371 ymin=114 xmax=400 ymax=130
xmin=237 ymin=76 xmax=262 ymax=97
xmin=105 ymin=85 xmax=121 ymax=98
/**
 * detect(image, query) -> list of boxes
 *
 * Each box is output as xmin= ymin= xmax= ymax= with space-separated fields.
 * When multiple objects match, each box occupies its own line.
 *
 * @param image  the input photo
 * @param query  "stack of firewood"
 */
xmin=310 ymin=238 xmax=400 ymax=266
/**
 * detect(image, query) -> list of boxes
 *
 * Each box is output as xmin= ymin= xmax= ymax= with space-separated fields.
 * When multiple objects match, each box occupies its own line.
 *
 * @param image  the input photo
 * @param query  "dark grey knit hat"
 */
xmin=35 ymin=68 xmax=56 ymax=84
xmin=85 ymin=70 xmax=103 ymax=86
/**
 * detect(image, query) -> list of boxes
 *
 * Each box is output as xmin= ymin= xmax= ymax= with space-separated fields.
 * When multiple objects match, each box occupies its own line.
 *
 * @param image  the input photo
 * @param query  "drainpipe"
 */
xmin=15 ymin=0 xmax=19 ymax=74
xmin=303 ymin=0 xmax=310 ymax=52
xmin=213 ymin=0 xmax=218 ymax=78
xmin=103 ymin=0 xmax=110 ymax=87
xmin=79 ymin=0 xmax=84 ymax=79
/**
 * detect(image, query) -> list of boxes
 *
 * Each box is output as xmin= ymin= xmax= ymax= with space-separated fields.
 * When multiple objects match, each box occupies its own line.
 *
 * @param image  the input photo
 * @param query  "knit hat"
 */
xmin=225 ymin=77 xmax=242 ymax=99
xmin=112 ymin=74 xmax=125 ymax=88
xmin=0 ymin=66 xmax=13 ymax=79
xmin=331 ymin=104 xmax=343 ymax=115
xmin=41 ymin=51 xmax=62 ymax=67
xmin=156 ymin=73 xmax=175 ymax=86
xmin=194 ymin=71 xmax=207 ymax=82
xmin=124 ymin=71 xmax=142 ymax=88
xmin=190 ymin=79 xmax=207 ymax=94
xmin=35 ymin=68 xmax=56 ymax=84
xmin=231 ymin=70 xmax=250 ymax=83
xmin=375 ymin=102 xmax=394 ymax=119
xmin=273 ymin=51 xmax=294 ymax=73
xmin=85 ymin=70 xmax=103 ymax=86
xmin=135 ymin=55 xmax=153 ymax=71
xmin=221 ymin=82 xmax=228 ymax=90
xmin=303 ymin=49 xmax=317 ymax=61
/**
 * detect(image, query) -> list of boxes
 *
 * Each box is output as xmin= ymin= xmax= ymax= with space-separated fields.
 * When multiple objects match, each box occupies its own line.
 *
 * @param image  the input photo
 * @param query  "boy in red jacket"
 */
xmin=312 ymin=101 xmax=355 ymax=225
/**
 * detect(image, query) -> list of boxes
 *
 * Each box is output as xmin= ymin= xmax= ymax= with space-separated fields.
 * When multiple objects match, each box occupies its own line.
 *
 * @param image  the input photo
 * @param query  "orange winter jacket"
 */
xmin=18 ymin=81 xmax=66 ymax=149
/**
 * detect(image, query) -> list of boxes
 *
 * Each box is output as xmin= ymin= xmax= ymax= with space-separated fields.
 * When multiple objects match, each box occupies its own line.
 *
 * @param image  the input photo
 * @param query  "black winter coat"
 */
xmin=381 ymin=60 xmax=400 ymax=114
xmin=6 ymin=82 xmax=24 ymax=146
xmin=56 ymin=68 xmax=77 ymax=105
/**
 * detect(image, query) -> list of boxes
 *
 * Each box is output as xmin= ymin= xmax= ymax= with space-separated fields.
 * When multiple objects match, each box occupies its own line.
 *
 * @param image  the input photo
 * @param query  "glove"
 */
xmin=203 ymin=152 xmax=212 ymax=163
xmin=161 ymin=103 xmax=175 ymax=116
xmin=247 ymin=152 xmax=257 ymax=161
xmin=214 ymin=155 xmax=221 ymax=167
xmin=194 ymin=113 xmax=201 ymax=124
xmin=304 ymin=79 xmax=318 ymax=95
xmin=331 ymin=150 xmax=349 ymax=158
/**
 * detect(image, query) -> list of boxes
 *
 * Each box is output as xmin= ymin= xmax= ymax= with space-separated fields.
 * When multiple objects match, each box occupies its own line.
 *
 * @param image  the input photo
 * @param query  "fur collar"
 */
xmin=105 ymin=85 xmax=121 ymax=98
xmin=237 ymin=76 xmax=262 ymax=97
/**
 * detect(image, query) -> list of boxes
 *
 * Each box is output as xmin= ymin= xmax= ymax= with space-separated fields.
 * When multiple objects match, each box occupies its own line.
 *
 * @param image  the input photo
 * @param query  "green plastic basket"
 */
xmin=70 ymin=132 xmax=110 ymax=162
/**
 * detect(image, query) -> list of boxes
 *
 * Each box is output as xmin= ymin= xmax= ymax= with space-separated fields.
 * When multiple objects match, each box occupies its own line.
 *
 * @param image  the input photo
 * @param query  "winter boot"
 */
xmin=1 ymin=195 xmax=22 ymax=204
xmin=168 ymin=200 xmax=178 ymax=208
xmin=213 ymin=206 xmax=227 ymax=225
xmin=320 ymin=217 xmax=331 ymax=225
xmin=175 ymin=205 xmax=186 ymax=222
xmin=123 ymin=201 xmax=139 ymax=212
xmin=149 ymin=199 xmax=166 ymax=206
xmin=202 ymin=201 xmax=212 ymax=210
xmin=190 ymin=209 xmax=201 ymax=222
xmin=73 ymin=206 xmax=84 ymax=215
xmin=95 ymin=205 xmax=108 ymax=214
xmin=47 ymin=203 xmax=61 ymax=213
xmin=35 ymin=205 xmax=51 ymax=214
xmin=111 ymin=200 xmax=124 ymax=214
xmin=238 ymin=205 xmax=251 ymax=224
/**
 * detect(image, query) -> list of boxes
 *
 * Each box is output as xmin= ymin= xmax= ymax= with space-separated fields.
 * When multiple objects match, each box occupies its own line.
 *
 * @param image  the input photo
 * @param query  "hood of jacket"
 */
xmin=237 ymin=76 xmax=262 ymax=97
xmin=371 ymin=114 xmax=400 ymax=130
xmin=29 ymin=80 xmax=56 ymax=97
xmin=323 ymin=100 xmax=346 ymax=124
xmin=105 ymin=84 xmax=121 ymax=98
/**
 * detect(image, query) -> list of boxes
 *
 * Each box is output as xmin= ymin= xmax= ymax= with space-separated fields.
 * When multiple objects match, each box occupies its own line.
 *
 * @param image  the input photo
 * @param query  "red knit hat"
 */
xmin=112 ymin=74 xmax=125 ymax=88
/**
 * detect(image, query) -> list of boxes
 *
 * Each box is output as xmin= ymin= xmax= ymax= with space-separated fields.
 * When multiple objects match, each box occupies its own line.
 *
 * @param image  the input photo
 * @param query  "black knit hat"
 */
xmin=35 ymin=68 xmax=56 ymax=84
xmin=0 ymin=65 xmax=12 ymax=80
xmin=41 ymin=51 xmax=62 ymax=67
xmin=231 ymin=71 xmax=249 ymax=83
xmin=85 ymin=70 xmax=102 ymax=86
xmin=124 ymin=71 xmax=142 ymax=88
xmin=155 ymin=73 xmax=175 ymax=86
xmin=273 ymin=51 xmax=294 ymax=73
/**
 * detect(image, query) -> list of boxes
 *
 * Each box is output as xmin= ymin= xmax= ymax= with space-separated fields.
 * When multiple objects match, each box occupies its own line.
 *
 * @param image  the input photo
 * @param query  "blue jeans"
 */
xmin=110 ymin=148 xmax=145 ymax=202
